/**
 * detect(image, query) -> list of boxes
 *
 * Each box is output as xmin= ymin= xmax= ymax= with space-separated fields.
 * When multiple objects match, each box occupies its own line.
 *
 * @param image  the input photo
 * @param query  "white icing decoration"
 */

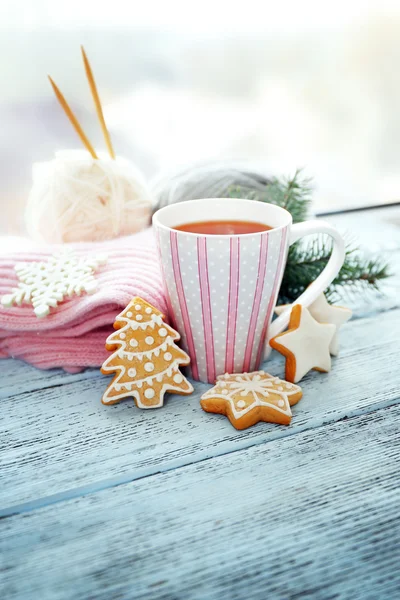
xmin=275 ymin=293 xmax=352 ymax=357
xmin=145 ymin=388 xmax=155 ymax=399
xmin=164 ymin=352 xmax=172 ymax=361
xmin=145 ymin=307 xmax=152 ymax=314
xmin=128 ymin=368 xmax=136 ymax=378
xmin=126 ymin=311 xmax=132 ymax=318
xmin=201 ymin=372 xmax=301 ymax=420
xmin=145 ymin=336 xmax=154 ymax=345
xmin=119 ymin=333 xmax=126 ymax=339
xmin=101 ymin=303 xmax=193 ymax=407
xmin=161 ymin=342 xmax=167 ymax=351
xmin=271 ymin=307 xmax=336 ymax=383
xmin=173 ymin=373 xmax=183 ymax=384
xmin=135 ymin=304 xmax=141 ymax=310
xmin=136 ymin=315 xmax=143 ymax=321
xmin=1 ymin=250 xmax=107 ymax=318
xmin=159 ymin=328 xmax=167 ymax=337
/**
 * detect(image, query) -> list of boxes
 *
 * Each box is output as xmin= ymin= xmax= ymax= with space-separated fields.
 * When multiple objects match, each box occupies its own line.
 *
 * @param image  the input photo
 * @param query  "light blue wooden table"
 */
xmin=1 ymin=206 xmax=400 ymax=600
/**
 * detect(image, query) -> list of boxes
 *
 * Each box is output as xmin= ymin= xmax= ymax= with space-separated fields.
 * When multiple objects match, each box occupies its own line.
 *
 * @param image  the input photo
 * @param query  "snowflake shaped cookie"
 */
xmin=200 ymin=371 xmax=303 ymax=429
xmin=1 ymin=251 xmax=107 ymax=317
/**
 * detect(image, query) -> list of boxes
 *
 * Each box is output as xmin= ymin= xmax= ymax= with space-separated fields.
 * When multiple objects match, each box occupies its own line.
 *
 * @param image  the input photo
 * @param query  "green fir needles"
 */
xmin=227 ymin=170 xmax=390 ymax=305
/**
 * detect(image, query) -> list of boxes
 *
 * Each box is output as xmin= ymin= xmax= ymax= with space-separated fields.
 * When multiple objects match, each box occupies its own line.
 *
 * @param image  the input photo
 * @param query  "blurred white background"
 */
xmin=1 ymin=0 xmax=400 ymax=233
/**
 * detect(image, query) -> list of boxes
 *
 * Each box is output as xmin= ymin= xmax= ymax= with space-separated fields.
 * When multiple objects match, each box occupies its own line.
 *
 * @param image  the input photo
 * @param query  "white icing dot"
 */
xmin=126 ymin=311 xmax=133 ymax=318
xmin=173 ymin=373 xmax=183 ymax=384
xmin=128 ymin=368 xmax=137 ymax=378
xmin=221 ymin=388 xmax=229 ymax=394
xmin=240 ymin=390 xmax=247 ymax=396
xmin=164 ymin=352 xmax=172 ymax=361
xmin=119 ymin=333 xmax=126 ymax=339
xmin=145 ymin=336 xmax=154 ymax=345
xmin=159 ymin=328 xmax=167 ymax=337
xmin=237 ymin=400 xmax=246 ymax=408
xmin=136 ymin=315 xmax=143 ymax=321
xmin=145 ymin=307 xmax=152 ymax=314
xmin=129 ymin=338 xmax=138 ymax=347
xmin=278 ymin=400 xmax=285 ymax=407
xmin=144 ymin=362 xmax=154 ymax=372
xmin=145 ymin=388 xmax=155 ymax=399
xmin=277 ymin=386 xmax=283 ymax=391
xmin=135 ymin=304 xmax=141 ymax=310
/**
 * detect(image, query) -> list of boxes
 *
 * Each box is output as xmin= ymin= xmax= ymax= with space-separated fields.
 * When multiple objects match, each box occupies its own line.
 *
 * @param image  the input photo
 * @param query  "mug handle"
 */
xmin=265 ymin=220 xmax=346 ymax=354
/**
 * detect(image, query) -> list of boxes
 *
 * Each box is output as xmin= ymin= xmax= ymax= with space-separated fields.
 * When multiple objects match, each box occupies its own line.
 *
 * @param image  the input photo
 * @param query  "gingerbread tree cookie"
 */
xmin=101 ymin=297 xmax=193 ymax=408
xmin=200 ymin=371 xmax=303 ymax=429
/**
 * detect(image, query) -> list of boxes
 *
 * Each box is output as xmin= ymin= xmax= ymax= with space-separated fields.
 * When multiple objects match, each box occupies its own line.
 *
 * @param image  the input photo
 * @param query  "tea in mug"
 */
xmin=174 ymin=220 xmax=273 ymax=235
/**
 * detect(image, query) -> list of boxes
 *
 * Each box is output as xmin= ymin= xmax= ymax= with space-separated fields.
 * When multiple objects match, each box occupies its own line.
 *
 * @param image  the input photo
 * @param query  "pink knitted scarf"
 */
xmin=0 ymin=228 xmax=167 ymax=372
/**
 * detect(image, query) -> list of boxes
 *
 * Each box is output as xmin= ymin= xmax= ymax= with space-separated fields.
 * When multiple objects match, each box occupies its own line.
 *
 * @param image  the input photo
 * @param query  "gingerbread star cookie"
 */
xmin=270 ymin=304 xmax=336 ymax=383
xmin=200 ymin=371 xmax=303 ymax=429
xmin=275 ymin=293 xmax=352 ymax=356
xmin=101 ymin=297 xmax=193 ymax=408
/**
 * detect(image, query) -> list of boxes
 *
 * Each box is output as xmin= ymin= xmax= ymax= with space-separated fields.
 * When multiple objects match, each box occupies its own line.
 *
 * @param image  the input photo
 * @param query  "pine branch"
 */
xmin=226 ymin=169 xmax=391 ymax=303
xmin=227 ymin=168 xmax=312 ymax=223
xmin=278 ymin=237 xmax=390 ymax=305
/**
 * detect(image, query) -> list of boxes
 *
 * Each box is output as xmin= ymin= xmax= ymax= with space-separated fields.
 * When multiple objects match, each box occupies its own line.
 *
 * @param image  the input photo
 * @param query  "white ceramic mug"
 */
xmin=153 ymin=198 xmax=345 ymax=383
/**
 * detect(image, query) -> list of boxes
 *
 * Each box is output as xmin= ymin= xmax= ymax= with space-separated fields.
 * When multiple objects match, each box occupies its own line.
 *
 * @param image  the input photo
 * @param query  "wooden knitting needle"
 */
xmin=81 ymin=45 xmax=116 ymax=160
xmin=48 ymin=75 xmax=98 ymax=159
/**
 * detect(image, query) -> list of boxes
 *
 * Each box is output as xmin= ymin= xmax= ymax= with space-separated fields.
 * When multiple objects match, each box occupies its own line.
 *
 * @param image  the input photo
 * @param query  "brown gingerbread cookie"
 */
xmin=200 ymin=371 xmax=302 ymax=429
xmin=101 ymin=297 xmax=193 ymax=408
xmin=270 ymin=304 xmax=335 ymax=383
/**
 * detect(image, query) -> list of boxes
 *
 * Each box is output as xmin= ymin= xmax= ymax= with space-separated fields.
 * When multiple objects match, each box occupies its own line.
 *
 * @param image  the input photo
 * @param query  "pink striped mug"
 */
xmin=153 ymin=199 xmax=345 ymax=383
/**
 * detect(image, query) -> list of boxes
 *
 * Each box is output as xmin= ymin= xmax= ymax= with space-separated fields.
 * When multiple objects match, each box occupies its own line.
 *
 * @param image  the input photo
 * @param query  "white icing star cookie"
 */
xmin=275 ymin=293 xmax=352 ymax=356
xmin=270 ymin=305 xmax=336 ymax=383
xmin=200 ymin=371 xmax=303 ymax=429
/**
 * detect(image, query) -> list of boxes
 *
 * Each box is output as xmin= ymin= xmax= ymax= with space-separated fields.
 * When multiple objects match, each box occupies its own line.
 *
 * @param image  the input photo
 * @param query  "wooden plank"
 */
xmin=0 ymin=359 xmax=99 ymax=400
xmin=1 ymin=404 xmax=399 ymax=600
xmin=1 ymin=308 xmax=400 ymax=509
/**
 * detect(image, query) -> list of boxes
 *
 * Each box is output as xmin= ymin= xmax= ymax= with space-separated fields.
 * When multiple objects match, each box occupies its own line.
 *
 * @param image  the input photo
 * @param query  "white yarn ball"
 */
xmin=25 ymin=150 xmax=153 ymax=243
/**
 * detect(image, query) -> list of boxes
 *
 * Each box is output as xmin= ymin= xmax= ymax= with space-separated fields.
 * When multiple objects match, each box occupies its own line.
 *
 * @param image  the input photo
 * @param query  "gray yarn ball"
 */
xmin=151 ymin=161 xmax=272 ymax=211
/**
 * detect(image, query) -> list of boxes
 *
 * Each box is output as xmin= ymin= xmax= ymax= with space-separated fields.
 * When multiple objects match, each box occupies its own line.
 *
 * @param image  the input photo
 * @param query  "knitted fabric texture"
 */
xmin=0 ymin=228 xmax=167 ymax=371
